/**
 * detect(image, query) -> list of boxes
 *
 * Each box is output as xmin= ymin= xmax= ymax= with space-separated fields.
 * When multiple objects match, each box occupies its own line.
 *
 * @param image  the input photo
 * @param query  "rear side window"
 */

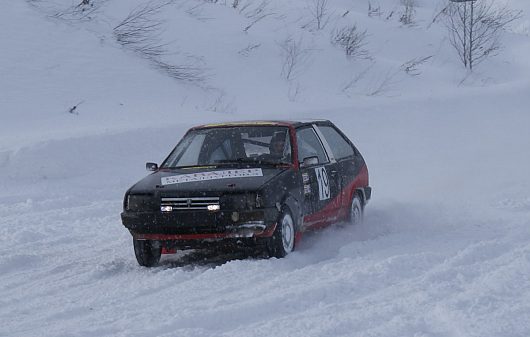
xmin=318 ymin=125 xmax=355 ymax=160
xmin=296 ymin=127 xmax=328 ymax=164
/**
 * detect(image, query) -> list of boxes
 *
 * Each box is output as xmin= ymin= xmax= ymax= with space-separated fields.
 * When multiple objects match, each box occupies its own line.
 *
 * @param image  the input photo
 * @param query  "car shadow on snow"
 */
xmin=159 ymin=247 xmax=268 ymax=269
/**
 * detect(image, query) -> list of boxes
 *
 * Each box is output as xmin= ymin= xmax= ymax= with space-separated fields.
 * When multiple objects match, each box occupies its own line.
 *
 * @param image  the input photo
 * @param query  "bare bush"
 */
xmin=243 ymin=12 xmax=275 ymax=32
xmin=113 ymin=3 xmax=167 ymax=57
xmin=444 ymin=0 xmax=522 ymax=70
xmin=331 ymin=25 xmax=369 ymax=58
xmin=400 ymin=0 xmax=416 ymax=25
xmin=238 ymin=0 xmax=275 ymax=32
xmin=238 ymin=43 xmax=261 ymax=56
xmin=307 ymin=0 xmax=330 ymax=30
xmin=114 ymin=2 xmax=206 ymax=83
xmin=278 ymin=37 xmax=311 ymax=81
xmin=47 ymin=0 xmax=108 ymax=21
xmin=152 ymin=59 xmax=207 ymax=82
xmin=401 ymin=55 xmax=433 ymax=76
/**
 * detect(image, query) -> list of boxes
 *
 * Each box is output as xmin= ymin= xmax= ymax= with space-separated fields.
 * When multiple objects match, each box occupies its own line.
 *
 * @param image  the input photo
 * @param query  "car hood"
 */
xmin=129 ymin=167 xmax=287 ymax=195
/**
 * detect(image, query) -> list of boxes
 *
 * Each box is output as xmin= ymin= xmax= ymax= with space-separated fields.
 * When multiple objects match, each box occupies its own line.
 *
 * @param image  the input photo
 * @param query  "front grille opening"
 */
xmin=161 ymin=196 xmax=220 ymax=210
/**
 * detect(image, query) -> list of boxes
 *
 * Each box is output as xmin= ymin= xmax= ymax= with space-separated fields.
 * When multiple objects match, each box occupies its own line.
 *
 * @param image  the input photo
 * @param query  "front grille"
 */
xmin=161 ymin=196 xmax=220 ymax=210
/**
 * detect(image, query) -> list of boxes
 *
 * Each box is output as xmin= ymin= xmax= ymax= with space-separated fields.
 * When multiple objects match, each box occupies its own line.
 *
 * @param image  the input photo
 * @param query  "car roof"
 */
xmin=192 ymin=119 xmax=331 ymax=130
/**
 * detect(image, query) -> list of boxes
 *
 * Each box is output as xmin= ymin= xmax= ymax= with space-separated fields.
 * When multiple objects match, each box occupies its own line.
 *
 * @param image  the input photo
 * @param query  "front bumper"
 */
xmin=121 ymin=207 xmax=279 ymax=239
xmin=132 ymin=223 xmax=276 ymax=241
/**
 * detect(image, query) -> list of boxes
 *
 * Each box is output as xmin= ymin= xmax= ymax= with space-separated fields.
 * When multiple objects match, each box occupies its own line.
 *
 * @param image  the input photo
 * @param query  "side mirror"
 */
xmin=301 ymin=156 xmax=318 ymax=168
xmin=146 ymin=162 xmax=158 ymax=171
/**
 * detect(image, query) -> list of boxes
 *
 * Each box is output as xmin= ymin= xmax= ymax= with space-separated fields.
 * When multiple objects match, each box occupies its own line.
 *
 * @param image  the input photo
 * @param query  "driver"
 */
xmin=269 ymin=132 xmax=286 ymax=158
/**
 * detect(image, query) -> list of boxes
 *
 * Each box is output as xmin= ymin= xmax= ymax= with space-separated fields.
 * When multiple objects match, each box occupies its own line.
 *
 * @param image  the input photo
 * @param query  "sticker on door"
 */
xmin=315 ymin=166 xmax=330 ymax=200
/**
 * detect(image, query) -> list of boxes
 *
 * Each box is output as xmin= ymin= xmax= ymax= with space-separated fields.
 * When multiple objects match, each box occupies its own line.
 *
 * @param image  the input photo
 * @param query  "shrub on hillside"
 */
xmin=331 ymin=25 xmax=368 ymax=59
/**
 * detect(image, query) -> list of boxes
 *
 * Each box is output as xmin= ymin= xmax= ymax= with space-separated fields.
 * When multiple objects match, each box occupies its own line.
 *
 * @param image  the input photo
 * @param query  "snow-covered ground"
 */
xmin=1 ymin=0 xmax=530 ymax=336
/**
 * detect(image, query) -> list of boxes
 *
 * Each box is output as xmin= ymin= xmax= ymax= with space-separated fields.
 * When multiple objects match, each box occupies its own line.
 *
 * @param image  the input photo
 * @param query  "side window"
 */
xmin=318 ymin=125 xmax=355 ymax=160
xmin=296 ymin=127 xmax=328 ymax=164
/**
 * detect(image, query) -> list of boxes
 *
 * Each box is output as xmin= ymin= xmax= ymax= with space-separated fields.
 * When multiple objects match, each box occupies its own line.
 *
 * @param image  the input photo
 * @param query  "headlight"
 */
xmin=220 ymin=193 xmax=262 ymax=210
xmin=126 ymin=194 xmax=156 ymax=211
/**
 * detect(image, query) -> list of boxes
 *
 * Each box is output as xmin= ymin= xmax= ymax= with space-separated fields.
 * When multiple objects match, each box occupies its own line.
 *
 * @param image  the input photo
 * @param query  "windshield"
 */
xmin=161 ymin=126 xmax=292 ymax=168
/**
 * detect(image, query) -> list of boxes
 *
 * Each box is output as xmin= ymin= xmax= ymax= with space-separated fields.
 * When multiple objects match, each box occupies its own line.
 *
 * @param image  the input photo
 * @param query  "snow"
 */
xmin=1 ymin=0 xmax=530 ymax=336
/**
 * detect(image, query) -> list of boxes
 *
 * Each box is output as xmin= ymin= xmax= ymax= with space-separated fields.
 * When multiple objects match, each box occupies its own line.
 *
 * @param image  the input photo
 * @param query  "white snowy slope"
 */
xmin=1 ymin=0 xmax=530 ymax=336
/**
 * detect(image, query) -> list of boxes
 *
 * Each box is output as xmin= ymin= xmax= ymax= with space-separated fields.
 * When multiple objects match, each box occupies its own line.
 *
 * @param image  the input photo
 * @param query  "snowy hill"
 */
xmin=1 ymin=0 xmax=530 ymax=336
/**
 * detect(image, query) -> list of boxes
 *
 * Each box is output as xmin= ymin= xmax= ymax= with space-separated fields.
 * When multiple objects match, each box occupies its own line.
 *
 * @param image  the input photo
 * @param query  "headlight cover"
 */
xmin=126 ymin=194 xmax=156 ymax=212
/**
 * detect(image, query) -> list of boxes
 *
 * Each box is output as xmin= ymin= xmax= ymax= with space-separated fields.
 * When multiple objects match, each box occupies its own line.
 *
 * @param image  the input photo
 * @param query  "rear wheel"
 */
xmin=349 ymin=194 xmax=363 ymax=225
xmin=268 ymin=208 xmax=295 ymax=258
xmin=133 ymin=239 xmax=162 ymax=267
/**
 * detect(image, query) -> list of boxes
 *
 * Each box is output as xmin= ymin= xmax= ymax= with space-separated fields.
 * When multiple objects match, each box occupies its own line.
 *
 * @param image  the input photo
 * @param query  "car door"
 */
xmin=313 ymin=123 xmax=343 ymax=219
xmin=296 ymin=126 xmax=341 ymax=230
xmin=314 ymin=123 xmax=359 ymax=221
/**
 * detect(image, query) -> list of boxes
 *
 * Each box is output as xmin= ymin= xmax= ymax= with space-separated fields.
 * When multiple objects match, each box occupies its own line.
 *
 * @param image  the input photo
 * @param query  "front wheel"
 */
xmin=349 ymin=194 xmax=363 ymax=226
xmin=267 ymin=209 xmax=296 ymax=258
xmin=133 ymin=239 xmax=162 ymax=267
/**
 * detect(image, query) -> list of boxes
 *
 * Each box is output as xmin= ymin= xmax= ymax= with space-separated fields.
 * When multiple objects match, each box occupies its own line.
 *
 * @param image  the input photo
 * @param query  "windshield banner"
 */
xmin=161 ymin=168 xmax=263 ymax=185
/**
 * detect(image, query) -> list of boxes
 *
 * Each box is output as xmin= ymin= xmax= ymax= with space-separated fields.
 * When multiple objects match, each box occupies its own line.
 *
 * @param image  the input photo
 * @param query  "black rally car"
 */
xmin=121 ymin=120 xmax=371 ymax=266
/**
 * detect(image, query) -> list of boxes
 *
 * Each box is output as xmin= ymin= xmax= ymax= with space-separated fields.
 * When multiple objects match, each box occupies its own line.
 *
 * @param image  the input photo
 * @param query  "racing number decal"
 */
xmin=315 ymin=167 xmax=330 ymax=201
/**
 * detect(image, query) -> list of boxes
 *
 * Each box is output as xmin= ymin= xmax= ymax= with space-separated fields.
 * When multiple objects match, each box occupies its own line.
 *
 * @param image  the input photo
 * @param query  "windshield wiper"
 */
xmin=215 ymin=158 xmax=288 ymax=166
xmin=162 ymin=165 xmax=217 ymax=169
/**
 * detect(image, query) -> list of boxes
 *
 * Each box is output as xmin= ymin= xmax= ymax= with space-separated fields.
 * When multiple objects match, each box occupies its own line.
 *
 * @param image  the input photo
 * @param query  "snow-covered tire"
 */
xmin=133 ymin=239 xmax=162 ymax=267
xmin=268 ymin=208 xmax=295 ymax=258
xmin=348 ymin=193 xmax=363 ymax=225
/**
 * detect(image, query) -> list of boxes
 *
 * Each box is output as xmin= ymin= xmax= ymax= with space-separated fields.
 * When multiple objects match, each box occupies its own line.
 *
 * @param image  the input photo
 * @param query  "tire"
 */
xmin=133 ymin=239 xmax=162 ymax=267
xmin=268 ymin=208 xmax=296 ymax=258
xmin=348 ymin=193 xmax=363 ymax=225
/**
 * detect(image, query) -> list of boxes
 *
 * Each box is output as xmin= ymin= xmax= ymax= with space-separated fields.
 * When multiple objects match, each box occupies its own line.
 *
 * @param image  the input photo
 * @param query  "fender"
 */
xmin=281 ymin=194 xmax=302 ymax=230
xmin=355 ymin=188 xmax=367 ymax=206
xmin=281 ymin=193 xmax=304 ymax=246
xmin=352 ymin=163 xmax=370 ymax=206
